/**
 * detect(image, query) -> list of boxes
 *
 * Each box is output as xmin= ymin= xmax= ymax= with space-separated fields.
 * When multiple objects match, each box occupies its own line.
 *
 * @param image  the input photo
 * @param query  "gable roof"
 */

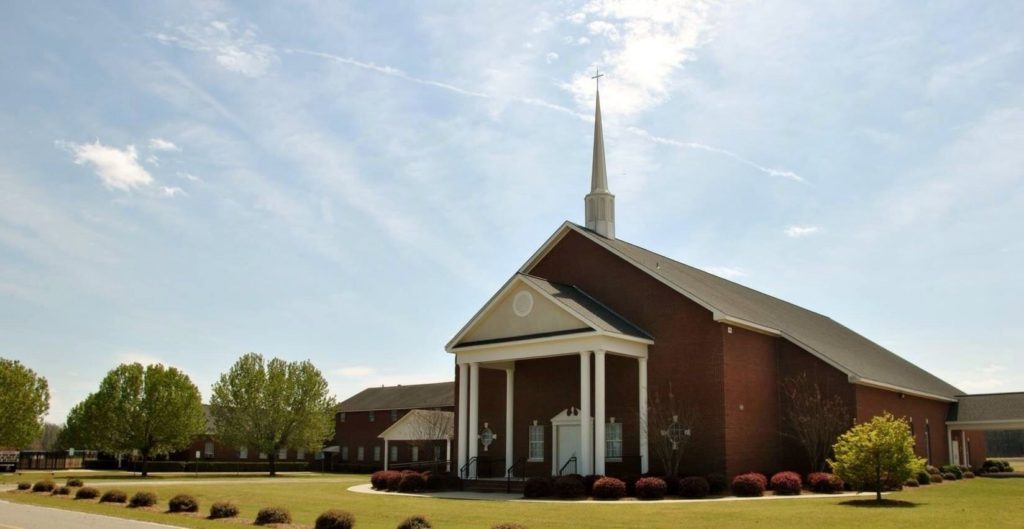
xmin=521 ymin=222 xmax=962 ymax=401
xmin=949 ymin=392 xmax=1024 ymax=423
xmin=377 ymin=409 xmax=455 ymax=441
xmin=338 ymin=382 xmax=454 ymax=413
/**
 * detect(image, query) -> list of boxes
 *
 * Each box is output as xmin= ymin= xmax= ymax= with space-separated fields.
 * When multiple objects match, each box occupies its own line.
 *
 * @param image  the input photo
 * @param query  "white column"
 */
xmin=505 ymin=368 xmax=514 ymax=476
xmin=638 ymin=356 xmax=649 ymax=474
xmin=947 ymin=427 xmax=954 ymax=465
xmin=383 ymin=439 xmax=389 ymax=470
xmin=962 ymin=434 xmax=969 ymax=467
xmin=594 ymin=350 xmax=606 ymax=475
xmin=579 ymin=351 xmax=591 ymax=476
xmin=468 ymin=362 xmax=480 ymax=478
xmin=446 ymin=438 xmax=451 ymax=472
xmin=457 ymin=363 xmax=468 ymax=475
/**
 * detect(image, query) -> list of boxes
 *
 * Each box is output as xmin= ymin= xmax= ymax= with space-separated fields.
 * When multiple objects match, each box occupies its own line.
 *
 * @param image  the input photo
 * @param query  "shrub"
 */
xmin=807 ymin=472 xmax=844 ymax=493
xmin=386 ymin=471 xmax=404 ymax=491
xmin=255 ymin=506 xmax=292 ymax=525
xmin=963 ymin=471 xmax=975 ymax=479
xmin=553 ymin=475 xmax=585 ymax=499
xmin=678 ymin=476 xmax=710 ymax=499
xmin=129 ymin=491 xmax=158 ymax=508
xmin=706 ymin=473 xmax=728 ymax=495
xmin=66 ymin=478 xmax=84 ymax=487
xmin=770 ymin=471 xmax=802 ymax=495
xmin=523 ymin=477 xmax=552 ymax=498
xmin=209 ymin=501 xmax=240 ymax=519
xmin=930 ymin=473 xmax=943 ymax=483
xmin=100 ymin=489 xmax=128 ymax=503
xmin=315 ymin=509 xmax=356 ymax=529
xmin=622 ymin=475 xmax=639 ymax=496
xmin=904 ymin=479 xmax=919 ymax=487
xmin=731 ymin=473 xmax=767 ymax=497
xmin=75 ymin=487 xmax=100 ymax=500
xmin=32 ymin=480 xmax=55 ymax=493
xmin=583 ymin=474 xmax=602 ymax=496
xmin=942 ymin=472 xmax=956 ymax=481
xmin=52 ymin=486 xmax=71 ymax=496
xmin=926 ymin=465 xmax=940 ymax=474
xmin=371 ymin=470 xmax=389 ymax=490
xmin=916 ymin=470 xmax=931 ymax=485
xmin=635 ymin=477 xmax=668 ymax=500
xmin=492 ymin=525 xmax=528 ymax=529
xmin=940 ymin=465 xmax=963 ymax=480
xmin=424 ymin=473 xmax=460 ymax=491
xmin=591 ymin=477 xmax=626 ymax=500
xmin=398 ymin=472 xmax=426 ymax=493
xmin=662 ymin=475 xmax=681 ymax=496
xmin=168 ymin=494 xmax=199 ymax=513
xmin=16 ymin=482 xmax=31 ymax=491
xmin=397 ymin=514 xmax=432 ymax=529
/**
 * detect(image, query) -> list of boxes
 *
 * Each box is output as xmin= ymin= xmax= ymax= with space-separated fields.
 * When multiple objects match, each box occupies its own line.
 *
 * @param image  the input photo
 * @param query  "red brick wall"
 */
xmin=854 ymin=385 xmax=952 ymax=466
xmin=722 ymin=325 xmax=781 ymax=477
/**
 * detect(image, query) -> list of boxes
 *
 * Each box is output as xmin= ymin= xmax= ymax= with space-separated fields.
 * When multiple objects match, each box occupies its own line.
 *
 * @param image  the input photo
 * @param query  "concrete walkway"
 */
xmin=346 ymin=483 xmax=879 ymax=503
xmin=0 ymin=499 xmax=181 ymax=529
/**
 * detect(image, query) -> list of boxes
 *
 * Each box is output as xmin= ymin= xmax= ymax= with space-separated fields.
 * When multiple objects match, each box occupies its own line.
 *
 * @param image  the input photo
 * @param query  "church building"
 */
xmin=445 ymin=88 xmax=992 ymax=480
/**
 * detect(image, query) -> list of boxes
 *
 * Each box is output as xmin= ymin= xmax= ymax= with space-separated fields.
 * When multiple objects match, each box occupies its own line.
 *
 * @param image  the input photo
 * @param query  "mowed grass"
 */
xmin=4 ymin=474 xmax=1024 ymax=529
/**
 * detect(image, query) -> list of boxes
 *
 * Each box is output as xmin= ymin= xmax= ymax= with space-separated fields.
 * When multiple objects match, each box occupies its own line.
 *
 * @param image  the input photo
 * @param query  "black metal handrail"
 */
xmin=459 ymin=456 xmax=478 ymax=479
xmin=388 ymin=459 xmax=450 ymax=472
xmin=558 ymin=456 xmax=577 ymax=476
xmin=506 ymin=457 xmax=526 ymax=493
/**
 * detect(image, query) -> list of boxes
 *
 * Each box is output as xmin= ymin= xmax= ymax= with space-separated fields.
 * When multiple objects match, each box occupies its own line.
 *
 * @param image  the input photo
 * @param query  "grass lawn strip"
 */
xmin=3 ymin=474 xmax=1022 ymax=529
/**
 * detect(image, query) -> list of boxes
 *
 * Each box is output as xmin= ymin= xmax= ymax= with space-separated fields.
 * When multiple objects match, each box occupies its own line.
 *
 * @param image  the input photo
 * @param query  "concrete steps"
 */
xmin=463 ymin=478 xmax=525 ymax=494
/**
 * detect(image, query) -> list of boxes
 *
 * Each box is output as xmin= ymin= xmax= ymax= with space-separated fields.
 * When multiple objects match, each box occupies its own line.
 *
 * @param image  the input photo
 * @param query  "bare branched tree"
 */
xmin=405 ymin=410 xmax=454 ymax=460
xmin=643 ymin=384 xmax=699 ymax=476
xmin=781 ymin=372 xmax=852 ymax=472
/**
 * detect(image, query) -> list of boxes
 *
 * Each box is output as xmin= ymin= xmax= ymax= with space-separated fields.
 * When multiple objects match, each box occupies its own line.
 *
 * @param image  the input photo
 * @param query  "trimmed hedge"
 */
xmin=807 ymin=472 xmax=844 ymax=494
xmin=397 ymin=514 xmax=432 ymax=529
xmin=100 ymin=490 xmax=128 ymax=503
xmin=731 ymin=473 xmax=767 ymax=497
xmin=66 ymin=478 xmax=84 ymax=487
xmin=942 ymin=472 xmax=956 ymax=481
xmin=679 ymin=476 xmax=710 ymax=499
xmin=16 ymin=482 xmax=31 ymax=491
xmin=129 ymin=491 xmax=157 ymax=508
xmin=591 ymin=477 xmax=626 ymax=500
xmin=75 ymin=487 xmax=100 ymax=500
xmin=255 ymin=506 xmax=292 ymax=525
xmin=963 ymin=471 xmax=975 ymax=479
xmin=662 ymin=475 xmax=681 ymax=496
xmin=770 ymin=471 xmax=802 ymax=495
xmin=916 ymin=470 xmax=931 ymax=485
xmin=52 ymin=486 xmax=71 ymax=496
xmin=553 ymin=475 xmax=585 ymax=499
xmin=706 ymin=473 xmax=728 ymax=495
xmin=583 ymin=474 xmax=603 ymax=496
xmin=398 ymin=472 xmax=426 ymax=492
xmin=635 ymin=477 xmax=668 ymax=500
xmin=940 ymin=465 xmax=963 ymax=480
xmin=930 ymin=473 xmax=943 ymax=483
xmin=904 ymin=479 xmax=919 ymax=487
xmin=523 ymin=477 xmax=552 ymax=498
xmin=209 ymin=501 xmax=240 ymax=519
xmin=32 ymin=480 xmax=55 ymax=493
xmin=168 ymin=494 xmax=199 ymax=513
xmin=316 ymin=509 xmax=356 ymax=529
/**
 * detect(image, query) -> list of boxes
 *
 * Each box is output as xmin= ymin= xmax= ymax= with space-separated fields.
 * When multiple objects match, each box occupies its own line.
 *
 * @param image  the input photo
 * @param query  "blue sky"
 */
xmin=1 ymin=1 xmax=1022 ymax=422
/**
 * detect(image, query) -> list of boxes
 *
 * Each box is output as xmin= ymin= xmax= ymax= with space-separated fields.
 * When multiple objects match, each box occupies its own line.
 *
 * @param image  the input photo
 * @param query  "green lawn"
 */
xmin=4 ymin=474 xmax=1023 ymax=529
xmin=0 ymin=470 xmax=331 ymax=484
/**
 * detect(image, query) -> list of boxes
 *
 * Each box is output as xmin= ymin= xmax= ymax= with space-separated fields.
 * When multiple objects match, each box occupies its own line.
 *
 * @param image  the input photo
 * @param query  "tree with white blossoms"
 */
xmin=830 ymin=412 xmax=926 ymax=502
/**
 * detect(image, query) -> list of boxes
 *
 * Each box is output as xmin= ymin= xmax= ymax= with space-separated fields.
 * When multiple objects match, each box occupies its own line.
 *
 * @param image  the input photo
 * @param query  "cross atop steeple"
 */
xmin=592 ymin=67 xmax=604 ymax=90
xmin=584 ymin=68 xmax=615 ymax=239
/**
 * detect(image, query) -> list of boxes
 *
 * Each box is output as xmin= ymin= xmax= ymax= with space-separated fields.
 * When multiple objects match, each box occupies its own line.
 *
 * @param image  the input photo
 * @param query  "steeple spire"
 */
xmin=585 ymin=69 xmax=615 ymax=238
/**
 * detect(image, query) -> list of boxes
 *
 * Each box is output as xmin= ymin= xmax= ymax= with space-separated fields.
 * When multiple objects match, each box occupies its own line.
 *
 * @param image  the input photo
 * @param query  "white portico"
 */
xmin=446 ymin=273 xmax=652 ymax=478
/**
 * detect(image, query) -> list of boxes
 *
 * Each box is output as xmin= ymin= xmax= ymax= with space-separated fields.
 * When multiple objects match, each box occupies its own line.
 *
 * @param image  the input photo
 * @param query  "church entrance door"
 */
xmin=557 ymin=425 xmax=580 ymax=474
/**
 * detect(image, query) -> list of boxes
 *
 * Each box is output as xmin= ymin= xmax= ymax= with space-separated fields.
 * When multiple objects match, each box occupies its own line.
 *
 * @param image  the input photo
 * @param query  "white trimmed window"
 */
xmin=390 ymin=409 xmax=399 ymax=421
xmin=433 ymin=446 xmax=441 ymax=461
xmin=339 ymin=412 xmax=346 ymax=423
xmin=606 ymin=420 xmax=622 ymax=460
xmin=297 ymin=448 xmax=305 ymax=459
xmin=357 ymin=446 xmax=364 ymax=461
xmin=528 ymin=424 xmax=544 ymax=461
xmin=412 ymin=446 xmax=419 ymax=462
xmin=390 ymin=445 xmax=398 ymax=462
xmin=204 ymin=441 xmax=215 ymax=457
xmin=373 ymin=446 xmax=381 ymax=461
xmin=239 ymin=446 xmax=248 ymax=459
xmin=342 ymin=446 xmax=349 ymax=461
xmin=278 ymin=448 xmax=288 ymax=460
xmin=368 ymin=411 xmax=375 ymax=422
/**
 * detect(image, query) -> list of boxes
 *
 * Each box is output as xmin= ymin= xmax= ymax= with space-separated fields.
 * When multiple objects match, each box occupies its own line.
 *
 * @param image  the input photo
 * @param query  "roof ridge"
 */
xmin=565 ymin=283 xmax=654 ymax=340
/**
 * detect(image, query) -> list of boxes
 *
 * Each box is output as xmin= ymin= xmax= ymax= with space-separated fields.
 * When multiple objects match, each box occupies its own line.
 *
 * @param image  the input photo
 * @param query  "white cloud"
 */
xmin=705 ymin=266 xmax=747 ymax=279
xmin=160 ymin=186 xmax=186 ymax=198
xmin=784 ymin=225 xmax=821 ymax=238
xmin=149 ymin=138 xmax=180 ymax=151
xmin=334 ymin=366 xmax=376 ymax=377
xmin=145 ymin=154 xmax=160 ymax=167
xmin=545 ymin=52 xmax=559 ymax=63
xmin=58 ymin=140 xmax=154 ymax=191
xmin=177 ymin=171 xmax=202 ymax=182
xmin=152 ymin=20 xmax=277 ymax=77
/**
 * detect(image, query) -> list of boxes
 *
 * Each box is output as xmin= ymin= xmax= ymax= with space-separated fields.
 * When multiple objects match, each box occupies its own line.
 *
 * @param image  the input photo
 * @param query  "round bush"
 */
xmin=385 ymin=471 xmax=404 ymax=491
xmin=930 ymin=473 xmax=943 ymax=483
xmin=209 ymin=501 xmax=240 ymax=519
xmin=916 ymin=470 xmax=931 ymax=485
xmin=75 ymin=487 xmax=100 ymax=500
xmin=731 ymin=473 xmax=767 ymax=497
xmin=635 ymin=477 xmax=668 ymax=500
xmin=925 ymin=465 xmax=940 ymax=474
xmin=807 ymin=472 xmax=844 ymax=494
xmin=706 ymin=473 xmax=728 ymax=495
xmin=129 ymin=491 xmax=158 ymax=508
xmin=523 ymin=477 xmax=551 ymax=498
xmin=591 ymin=476 xmax=626 ymax=500
xmin=255 ymin=506 xmax=292 ymax=525
xmin=168 ymin=494 xmax=199 ymax=513
xmin=397 ymin=514 xmax=432 ymax=529
xmin=679 ymin=476 xmax=710 ymax=499
xmin=963 ymin=471 xmax=975 ymax=479
xmin=398 ymin=472 xmax=426 ymax=492
xmin=100 ymin=489 xmax=128 ymax=503
xmin=942 ymin=472 xmax=956 ymax=481
xmin=32 ymin=480 xmax=55 ymax=493
xmin=492 ymin=524 xmax=527 ymax=529
xmin=370 ymin=470 xmax=389 ymax=490
xmin=66 ymin=478 xmax=84 ymax=487
xmin=16 ymin=482 xmax=31 ymax=491
xmin=52 ymin=486 xmax=71 ymax=496
xmin=941 ymin=465 xmax=963 ymax=480
xmin=770 ymin=471 xmax=802 ymax=496
xmin=553 ymin=475 xmax=585 ymax=499
xmin=904 ymin=479 xmax=919 ymax=487
xmin=315 ymin=509 xmax=356 ymax=529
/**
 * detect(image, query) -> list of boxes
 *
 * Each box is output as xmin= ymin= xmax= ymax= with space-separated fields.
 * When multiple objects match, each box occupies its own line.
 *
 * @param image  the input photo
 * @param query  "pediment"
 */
xmin=455 ymin=277 xmax=591 ymax=347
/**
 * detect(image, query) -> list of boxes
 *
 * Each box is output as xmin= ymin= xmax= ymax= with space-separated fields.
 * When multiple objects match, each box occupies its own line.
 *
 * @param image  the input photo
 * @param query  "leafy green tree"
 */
xmin=0 ymin=358 xmax=50 ymax=449
xmin=829 ymin=412 xmax=925 ymax=501
xmin=210 ymin=353 xmax=336 ymax=476
xmin=60 ymin=363 xmax=206 ymax=476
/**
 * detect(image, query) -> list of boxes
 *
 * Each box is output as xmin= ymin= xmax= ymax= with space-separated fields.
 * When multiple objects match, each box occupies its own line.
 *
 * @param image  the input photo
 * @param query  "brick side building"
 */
xmin=445 ymin=89 xmax=990 ymax=481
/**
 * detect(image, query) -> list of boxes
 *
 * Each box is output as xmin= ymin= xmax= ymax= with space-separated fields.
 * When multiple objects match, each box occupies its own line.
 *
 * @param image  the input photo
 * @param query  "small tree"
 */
xmin=405 ymin=410 xmax=454 ymax=465
xmin=0 ymin=358 xmax=50 ymax=449
xmin=829 ymin=412 xmax=925 ymax=502
xmin=781 ymin=372 xmax=852 ymax=471
xmin=643 ymin=384 xmax=698 ymax=476
xmin=60 ymin=363 xmax=206 ymax=476
xmin=210 ymin=353 xmax=336 ymax=476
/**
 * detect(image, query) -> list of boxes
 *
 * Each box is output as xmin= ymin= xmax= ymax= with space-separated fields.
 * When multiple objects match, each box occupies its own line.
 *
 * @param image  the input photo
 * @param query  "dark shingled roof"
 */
xmin=338 ymin=382 xmax=454 ymax=412
xmin=518 ymin=274 xmax=652 ymax=340
xmin=561 ymin=223 xmax=962 ymax=399
xmin=950 ymin=392 xmax=1024 ymax=422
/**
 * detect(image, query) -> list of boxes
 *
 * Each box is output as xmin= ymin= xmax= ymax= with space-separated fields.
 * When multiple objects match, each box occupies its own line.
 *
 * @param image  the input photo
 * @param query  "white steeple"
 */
xmin=585 ymin=75 xmax=615 ymax=239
